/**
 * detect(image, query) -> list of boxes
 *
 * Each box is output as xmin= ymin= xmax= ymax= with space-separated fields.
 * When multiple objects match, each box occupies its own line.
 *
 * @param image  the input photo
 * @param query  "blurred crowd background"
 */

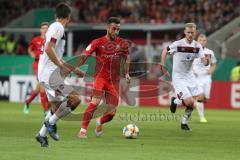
xmin=0 ymin=0 xmax=239 ymax=75
xmin=1 ymin=0 xmax=239 ymax=33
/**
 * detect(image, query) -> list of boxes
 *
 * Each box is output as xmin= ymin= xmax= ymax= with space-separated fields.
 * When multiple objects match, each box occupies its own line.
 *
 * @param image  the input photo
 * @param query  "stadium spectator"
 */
xmin=230 ymin=61 xmax=240 ymax=81
xmin=1 ymin=0 xmax=239 ymax=35
xmin=0 ymin=31 xmax=8 ymax=54
xmin=73 ymin=0 xmax=239 ymax=34
xmin=16 ymin=34 xmax=28 ymax=55
xmin=5 ymin=34 xmax=16 ymax=55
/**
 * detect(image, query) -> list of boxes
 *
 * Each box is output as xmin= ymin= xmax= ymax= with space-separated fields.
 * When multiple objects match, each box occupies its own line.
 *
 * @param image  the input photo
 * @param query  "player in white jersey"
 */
xmin=161 ymin=23 xmax=209 ymax=131
xmin=36 ymin=3 xmax=83 ymax=147
xmin=192 ymin=34 xmax=217 ymax=123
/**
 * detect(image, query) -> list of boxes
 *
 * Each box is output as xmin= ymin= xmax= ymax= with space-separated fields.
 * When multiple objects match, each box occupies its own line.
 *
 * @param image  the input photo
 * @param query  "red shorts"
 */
xmin=33 ymin=62 xmax=38 ymax=80
xmin=93 ymin=77 xmax=119 ymax=106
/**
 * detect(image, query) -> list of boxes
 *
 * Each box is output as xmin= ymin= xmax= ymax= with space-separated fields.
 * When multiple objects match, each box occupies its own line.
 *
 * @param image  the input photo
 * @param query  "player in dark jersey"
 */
xmin=24 ymin=22 xmax=49 ymax=115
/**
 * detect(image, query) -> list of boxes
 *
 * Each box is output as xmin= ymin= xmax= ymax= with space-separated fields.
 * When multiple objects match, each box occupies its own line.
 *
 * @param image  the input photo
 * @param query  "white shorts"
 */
xmin=42 ymin=69 xmax=74 ymax=102
xmin=196 ymin=76 xmax=212 ymax=99
xmin=172 ymin=73 xmax=203 ymax=100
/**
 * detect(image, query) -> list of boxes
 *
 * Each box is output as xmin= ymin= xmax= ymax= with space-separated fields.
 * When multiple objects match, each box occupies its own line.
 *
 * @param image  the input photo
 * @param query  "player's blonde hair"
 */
xmin=185 ymin=23 xmax=197 ymax=29
xmin=198 ymin=34 xmax=206 ymax=39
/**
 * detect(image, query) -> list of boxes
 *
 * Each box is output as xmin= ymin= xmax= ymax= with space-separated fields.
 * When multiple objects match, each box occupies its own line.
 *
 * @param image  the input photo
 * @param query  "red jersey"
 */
xmin=84 ymin=36 xmax=129 ymax=81
xmin=29 ymin=35 xmax=45 ymax=63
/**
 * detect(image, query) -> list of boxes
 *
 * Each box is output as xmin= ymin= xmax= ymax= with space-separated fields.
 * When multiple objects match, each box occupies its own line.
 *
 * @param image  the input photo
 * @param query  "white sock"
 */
xmin=49 ymin=114 xmax=59 ymax=125
xmin=49 ymin=101 xmax=71 ymax=125
xmin=96 ymin=118 xmax=101 ymax=126
xmin=39 ymin=111 xmax=52 ymax=137
xmin=39 ymin=124 xmax=47 ymax=137
xmin=45 ymin=110 xmax=52 ymax=121
xmin=80 ymin=128 xmax=86 ymax=133
xmin=182 ymin=107 xmax=193 ymax=124
xmin=174 ymin=98 xmax=182 ymax=105
xmin=195 ymin=101 xmax=205 ymax=119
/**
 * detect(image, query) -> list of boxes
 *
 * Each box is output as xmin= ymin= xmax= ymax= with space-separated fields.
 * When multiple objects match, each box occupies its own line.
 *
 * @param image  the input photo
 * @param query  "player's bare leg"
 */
xmin=95 ymin=107 xmax=116 ymax=137
xmin=45 ymin=90 xmax=81 ymax=140
xmin=36 ymin=102 xmax=60 ymax=147
xmin=95 ymin=92 xmax=118 ymax=137
xmin=24 ymin=82 xmax=41 ymax=114
xmin=36 ymin=101 xmax=60 ymax=147
xmin=78 ymin=96 xmax=101 ymax=138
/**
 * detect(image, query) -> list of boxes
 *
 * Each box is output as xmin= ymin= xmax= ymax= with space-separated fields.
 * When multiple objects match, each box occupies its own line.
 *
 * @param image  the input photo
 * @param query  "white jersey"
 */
xmin=38 ymin=22 xmax=66 ymax=83
xmin=168 ymin=38 xmax=204 ymax=77
xmin=192 ymin=47 xmax=217 ymax=79
xmin=168 ymin=38 xmax=204 ymax=99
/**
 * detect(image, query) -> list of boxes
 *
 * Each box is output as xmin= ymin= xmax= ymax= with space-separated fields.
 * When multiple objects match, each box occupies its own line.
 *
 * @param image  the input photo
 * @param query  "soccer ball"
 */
xmin=123 ymin=124 xmax=139 ymax=139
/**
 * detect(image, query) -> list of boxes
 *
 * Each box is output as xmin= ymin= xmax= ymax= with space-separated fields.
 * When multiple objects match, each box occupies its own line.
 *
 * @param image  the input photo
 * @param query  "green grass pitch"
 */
xmin=0 ymin=101 xmax=240 ymax=160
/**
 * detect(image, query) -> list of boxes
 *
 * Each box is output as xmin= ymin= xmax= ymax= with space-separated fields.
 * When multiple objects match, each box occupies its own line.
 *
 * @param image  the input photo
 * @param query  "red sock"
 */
xmin=100 ymin=112 xmax=115 ymax=124
xmin=40 ymin=92 xmax=49 ymax=111
xmin=25 ymin=91 xmax=38 ymax=105
xmin=81 ymin=102 xmax=97 ymax=130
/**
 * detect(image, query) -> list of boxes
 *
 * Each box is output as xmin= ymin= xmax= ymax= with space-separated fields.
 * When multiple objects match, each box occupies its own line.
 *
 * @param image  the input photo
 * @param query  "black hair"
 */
xmin=107 ymin=17 xmax=120 ymax=24
xmin=55 ymin=2 xmax=71 ymax=19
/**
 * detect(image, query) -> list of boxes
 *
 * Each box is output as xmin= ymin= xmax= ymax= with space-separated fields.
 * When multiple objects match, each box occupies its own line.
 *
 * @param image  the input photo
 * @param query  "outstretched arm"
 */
xmin=73 ymin=40 xmax=98 ymax=70
xmin=70 ymin=54 xmax=88 ymax=77
xmin=74 ymin=54 xmax=88 ymax=69
xmin=59 ymin=59 xmax=85 ymax=77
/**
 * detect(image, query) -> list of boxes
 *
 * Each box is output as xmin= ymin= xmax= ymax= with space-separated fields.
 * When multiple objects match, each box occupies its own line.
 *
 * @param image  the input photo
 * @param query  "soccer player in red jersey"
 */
xmin=76 ymin=17 xmax=131 ymax=138
xmin=24 ymin=22 xmax=49 ymax=114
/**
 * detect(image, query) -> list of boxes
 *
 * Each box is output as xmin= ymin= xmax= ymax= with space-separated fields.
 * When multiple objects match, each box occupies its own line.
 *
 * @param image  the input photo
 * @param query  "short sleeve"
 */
xmin=83 ymin=39 xmax=99 ymax=56
xmin=167 ymin=41 xmax=178 ymax=55
xmin=45 ymin=24 xmax=64 ymax=45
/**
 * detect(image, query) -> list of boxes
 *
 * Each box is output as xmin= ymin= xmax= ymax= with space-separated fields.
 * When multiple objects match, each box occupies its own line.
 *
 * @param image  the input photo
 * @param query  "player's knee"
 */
xmin=109 ymin=110 xmax=116 ymax=116
xmin=202 ymin=97 xmax=208 ymax=103
xmin=201 ymin=96 xmax=208 ymax=103
xmin=67 ymin=95 xmax=81 ymax=110
xmin=183 ymin=99 xmax=194 ymax=108
xmin=106 ymin=104 xmax=117 ymax=113
xmin=91 ymin=97 xmax=101 ymax=106
xmin=49 ymin=102 xmax=60 ymax=113
xmin=197 ymin=99 xmax=204 ymax=103
xmin=195 ymin=95 xmax=205 ymax=102
xmin=106 ymin=97 xmax=119 ymax=108
xmin=106 ymin=105 xmax=116 ymax=115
